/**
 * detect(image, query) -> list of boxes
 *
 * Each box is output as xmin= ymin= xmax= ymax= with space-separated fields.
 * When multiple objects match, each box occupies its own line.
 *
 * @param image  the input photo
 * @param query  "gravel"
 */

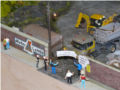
xmin=57 ymin=1 xmax=120 ymax=64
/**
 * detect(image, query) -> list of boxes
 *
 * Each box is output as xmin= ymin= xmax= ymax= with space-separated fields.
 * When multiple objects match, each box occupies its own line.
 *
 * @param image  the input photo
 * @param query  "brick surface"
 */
xmin=1 ymin=28 xmax=45 ymax=57
xmin=1 ymin=25 xmax=63 ymax=57
xmin=86 ymin=61 xmax=120 ymax=90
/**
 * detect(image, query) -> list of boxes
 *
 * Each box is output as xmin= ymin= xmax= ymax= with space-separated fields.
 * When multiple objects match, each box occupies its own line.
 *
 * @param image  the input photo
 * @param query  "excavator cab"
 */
xmin=90 ymin=14 xmax=106 ymax=27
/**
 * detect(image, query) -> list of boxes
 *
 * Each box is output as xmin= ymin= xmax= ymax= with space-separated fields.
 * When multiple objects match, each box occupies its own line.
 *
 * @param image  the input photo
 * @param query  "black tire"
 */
xmin=109 ymin=44 xmax=116 ymax=53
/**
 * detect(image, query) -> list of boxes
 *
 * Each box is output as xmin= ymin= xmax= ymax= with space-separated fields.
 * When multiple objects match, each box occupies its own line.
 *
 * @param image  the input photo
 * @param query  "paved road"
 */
xmin=1 ymin=44 xmax=114 ymax=90
xmin=1 ymin=53 xmax=80 ymax=90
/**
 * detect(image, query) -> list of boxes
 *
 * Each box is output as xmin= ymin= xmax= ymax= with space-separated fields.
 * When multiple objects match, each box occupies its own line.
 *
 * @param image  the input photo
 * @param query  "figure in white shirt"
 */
xmin=64 ymin=69 xmax=74 ymax=84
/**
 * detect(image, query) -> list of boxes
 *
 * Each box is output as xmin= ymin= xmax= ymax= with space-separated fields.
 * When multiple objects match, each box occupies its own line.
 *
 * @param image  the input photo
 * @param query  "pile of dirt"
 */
xmin=56 ymin=58 xmax=78 ymax=78
xmin=40 ymin=58 xmax=79 ymax=83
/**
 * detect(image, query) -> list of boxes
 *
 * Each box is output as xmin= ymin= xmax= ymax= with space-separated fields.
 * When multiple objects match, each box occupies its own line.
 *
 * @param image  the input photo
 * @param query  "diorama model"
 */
xmin=75 ymin=12 xmax=117 ymax=35
xmin=72 ymin=15 xmax=120 ymax=57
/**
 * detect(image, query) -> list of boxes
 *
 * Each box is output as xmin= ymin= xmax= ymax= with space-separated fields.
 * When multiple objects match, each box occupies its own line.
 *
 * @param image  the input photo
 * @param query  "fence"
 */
xmin=86 ymin=57 xmax=120 ymax=90
xmin=1 ymin=24 xmax=49 ymax=58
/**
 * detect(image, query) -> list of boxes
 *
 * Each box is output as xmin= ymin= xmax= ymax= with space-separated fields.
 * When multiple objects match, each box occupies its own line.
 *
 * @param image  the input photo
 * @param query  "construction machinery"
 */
xmin=71 ymin=32 xmax=95 ymax=55
xmin=72 ymin=22 xmax=120 ymax=57
xmin=75 ymin=12 xmax=117 ymax=35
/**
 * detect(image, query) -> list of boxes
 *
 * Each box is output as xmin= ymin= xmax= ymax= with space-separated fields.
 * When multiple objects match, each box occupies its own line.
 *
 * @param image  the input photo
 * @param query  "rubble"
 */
xmin=94 ymin=22 xmax=120 ymax=44
xmin=106 ymin=50 xmax=120 ymax=69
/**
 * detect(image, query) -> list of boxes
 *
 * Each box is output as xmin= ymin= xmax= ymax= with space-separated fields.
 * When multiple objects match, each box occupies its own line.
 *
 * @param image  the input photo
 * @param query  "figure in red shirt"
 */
xmin=80 ymin=74 xmax=86 ymax=88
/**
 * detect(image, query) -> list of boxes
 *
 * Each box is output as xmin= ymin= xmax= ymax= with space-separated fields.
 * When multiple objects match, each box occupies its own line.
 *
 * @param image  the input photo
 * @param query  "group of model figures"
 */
xmin=36 ymin=55 xmax=86 ymax=88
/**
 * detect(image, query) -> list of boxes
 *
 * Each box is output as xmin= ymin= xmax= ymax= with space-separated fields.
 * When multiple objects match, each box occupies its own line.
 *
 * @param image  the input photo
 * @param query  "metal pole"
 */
xmin=47 ymin=2 xmax=51 ymax=61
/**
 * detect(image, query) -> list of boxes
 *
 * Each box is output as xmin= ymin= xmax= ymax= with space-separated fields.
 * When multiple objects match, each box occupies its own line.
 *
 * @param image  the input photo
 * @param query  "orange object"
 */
xmin=82 ymin=38 xmax=86 ymax=41
xmin=3 ymin=43 xmax=6 ymax=46
xmin=3 ymin=39 xmax=6 ymax=46
xmin=28 ymin=40 xmax=31 ymax=45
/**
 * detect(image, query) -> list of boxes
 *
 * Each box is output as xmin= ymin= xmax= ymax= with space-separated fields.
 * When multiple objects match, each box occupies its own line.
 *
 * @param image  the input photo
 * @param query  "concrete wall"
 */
xmin=86 ymin=58 xmax=120 ymax=90
xmin=1 ymin=24 xmax=63 ymax=58
xmin=1 ymin=24 xmax=48 ymax=57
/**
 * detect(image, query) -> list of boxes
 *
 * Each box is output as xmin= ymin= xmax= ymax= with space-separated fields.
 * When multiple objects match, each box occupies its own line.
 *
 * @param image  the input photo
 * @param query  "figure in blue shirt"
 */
xmin=50 ymin=59 xmax=59 ymax=74
xmin=74 ymin=59 xmax=82 ymax=76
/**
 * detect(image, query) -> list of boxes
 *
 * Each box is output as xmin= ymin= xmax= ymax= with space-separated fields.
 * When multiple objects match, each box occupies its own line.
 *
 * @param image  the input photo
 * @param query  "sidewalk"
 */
xmin=1 ymin=44 xmax=115 ymax=90
xmin=73 ymin=78 xmax=115 ymax=90
xmin=1 ymin=43 xmax=44 ymax=69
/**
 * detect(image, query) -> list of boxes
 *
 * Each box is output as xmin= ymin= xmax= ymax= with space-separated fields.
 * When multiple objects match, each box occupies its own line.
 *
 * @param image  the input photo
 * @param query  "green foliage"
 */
xmin=56 ymin=1 xmax=71 ymax=16
xmin=66 ymin=1 xmax=71 ymax=7
xmin=1 ymin=3 xmax=11 ymax=17
xmin=1 ymin=1 xmax=19 ymax=17
xmin=1 ymin=1 xmax=40 ymax=18
xmin=2 ymin=1 xmax=71 ymax=34
xmin=7 ymin=17 xmax=44 ymax=28
xmin=50 ymin=18 xmax=60 ymax=33
xmin=42 ymin=2 xmax=47 ymax=6
xmin=23 ymin=17 xmax=41 ymax=24
xmin=19 ymin=17 xmax=44 ymax=27
xmin=22 ymin=1 xmax=40 ymax=6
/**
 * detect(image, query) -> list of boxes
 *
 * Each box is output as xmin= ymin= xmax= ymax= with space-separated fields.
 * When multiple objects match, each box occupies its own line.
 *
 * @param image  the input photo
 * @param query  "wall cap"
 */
xmin=1 ymin=24 xmax=48 ymax=47
xmin=87 ymin=56 xmax=120 ymax=72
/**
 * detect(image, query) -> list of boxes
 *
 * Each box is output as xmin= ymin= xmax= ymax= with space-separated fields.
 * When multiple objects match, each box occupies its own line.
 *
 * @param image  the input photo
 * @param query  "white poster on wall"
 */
xmin=15 ymin=37 xmax=45 ymax=56
xmin=24 ymin=39 xmax=34 ymax=55
xmin=78 ymin=55 xmax=89 ymax=68
xmin=57 ymin=50 xmax=77 ymax=58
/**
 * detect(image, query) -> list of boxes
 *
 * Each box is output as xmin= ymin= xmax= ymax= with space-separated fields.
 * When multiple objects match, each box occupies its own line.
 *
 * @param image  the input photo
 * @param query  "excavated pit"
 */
xmin=40 ymin=57 xmax=79 ymax=83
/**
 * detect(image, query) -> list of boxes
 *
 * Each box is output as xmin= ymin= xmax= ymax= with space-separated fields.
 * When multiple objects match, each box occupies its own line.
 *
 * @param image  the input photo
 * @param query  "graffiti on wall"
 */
xmin=15 ymin=37 xmax=44 ymax=56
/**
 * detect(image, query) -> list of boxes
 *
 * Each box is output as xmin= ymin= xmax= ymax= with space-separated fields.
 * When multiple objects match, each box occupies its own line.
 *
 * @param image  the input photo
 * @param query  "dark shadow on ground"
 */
xmin=38 ymin=57 xmax=80 ymax=84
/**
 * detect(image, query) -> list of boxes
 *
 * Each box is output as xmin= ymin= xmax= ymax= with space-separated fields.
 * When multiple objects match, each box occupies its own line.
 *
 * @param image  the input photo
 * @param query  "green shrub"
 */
xmin=1 ymin=1 xmax=40 ymax=18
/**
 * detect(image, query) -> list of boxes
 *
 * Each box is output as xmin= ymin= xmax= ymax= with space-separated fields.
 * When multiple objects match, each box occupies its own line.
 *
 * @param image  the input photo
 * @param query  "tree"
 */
xmin=1 ymin=1 xmax=11 ymax=17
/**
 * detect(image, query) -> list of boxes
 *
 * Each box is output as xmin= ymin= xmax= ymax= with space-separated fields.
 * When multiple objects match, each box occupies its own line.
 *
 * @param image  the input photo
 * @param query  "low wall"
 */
xmin=86 ymin=57 xmax=120 ymax=90
xmin=1 ymin=24 xmax=63 ymax=58
xmin=1 ymin=24 xmax=48 ymax=57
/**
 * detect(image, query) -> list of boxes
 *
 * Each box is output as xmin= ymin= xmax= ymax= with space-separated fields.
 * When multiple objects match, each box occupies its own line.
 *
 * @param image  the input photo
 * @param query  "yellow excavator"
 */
xmin=75 ymin=12 xmax=117 ymax=35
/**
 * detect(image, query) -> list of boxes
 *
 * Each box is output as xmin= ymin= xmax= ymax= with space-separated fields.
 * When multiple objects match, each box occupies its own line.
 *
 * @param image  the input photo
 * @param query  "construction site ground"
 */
xmin=1 ymin=44 xmax=115 ymax=90
xmin=57 ymin=1 xmax=120 ymax=64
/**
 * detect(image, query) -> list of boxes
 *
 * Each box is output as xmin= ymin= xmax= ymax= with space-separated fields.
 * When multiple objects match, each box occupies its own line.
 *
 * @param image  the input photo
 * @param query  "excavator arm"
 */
xmin=75 ymin=12 xmax=90 ymax=32
xmin=102 ymin=14 xmax=117 ymax=26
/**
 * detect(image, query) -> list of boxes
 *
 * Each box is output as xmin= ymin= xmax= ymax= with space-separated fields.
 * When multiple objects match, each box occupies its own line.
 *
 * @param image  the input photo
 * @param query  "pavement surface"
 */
xmin=1 ymin=53 xmax=80 ymax=90
xmin=1 ymin=44 xmax=115 ymax=90
xmin=1 ymin=44 xmax=44 ymax=69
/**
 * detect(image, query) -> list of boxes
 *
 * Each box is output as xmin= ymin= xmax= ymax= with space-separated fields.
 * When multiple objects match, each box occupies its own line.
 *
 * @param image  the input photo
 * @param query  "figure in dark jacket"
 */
xmin=44 ymin=56 xmax=48 ymax=71
xmin=36 ymin=54 xmax=40 ymax=68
